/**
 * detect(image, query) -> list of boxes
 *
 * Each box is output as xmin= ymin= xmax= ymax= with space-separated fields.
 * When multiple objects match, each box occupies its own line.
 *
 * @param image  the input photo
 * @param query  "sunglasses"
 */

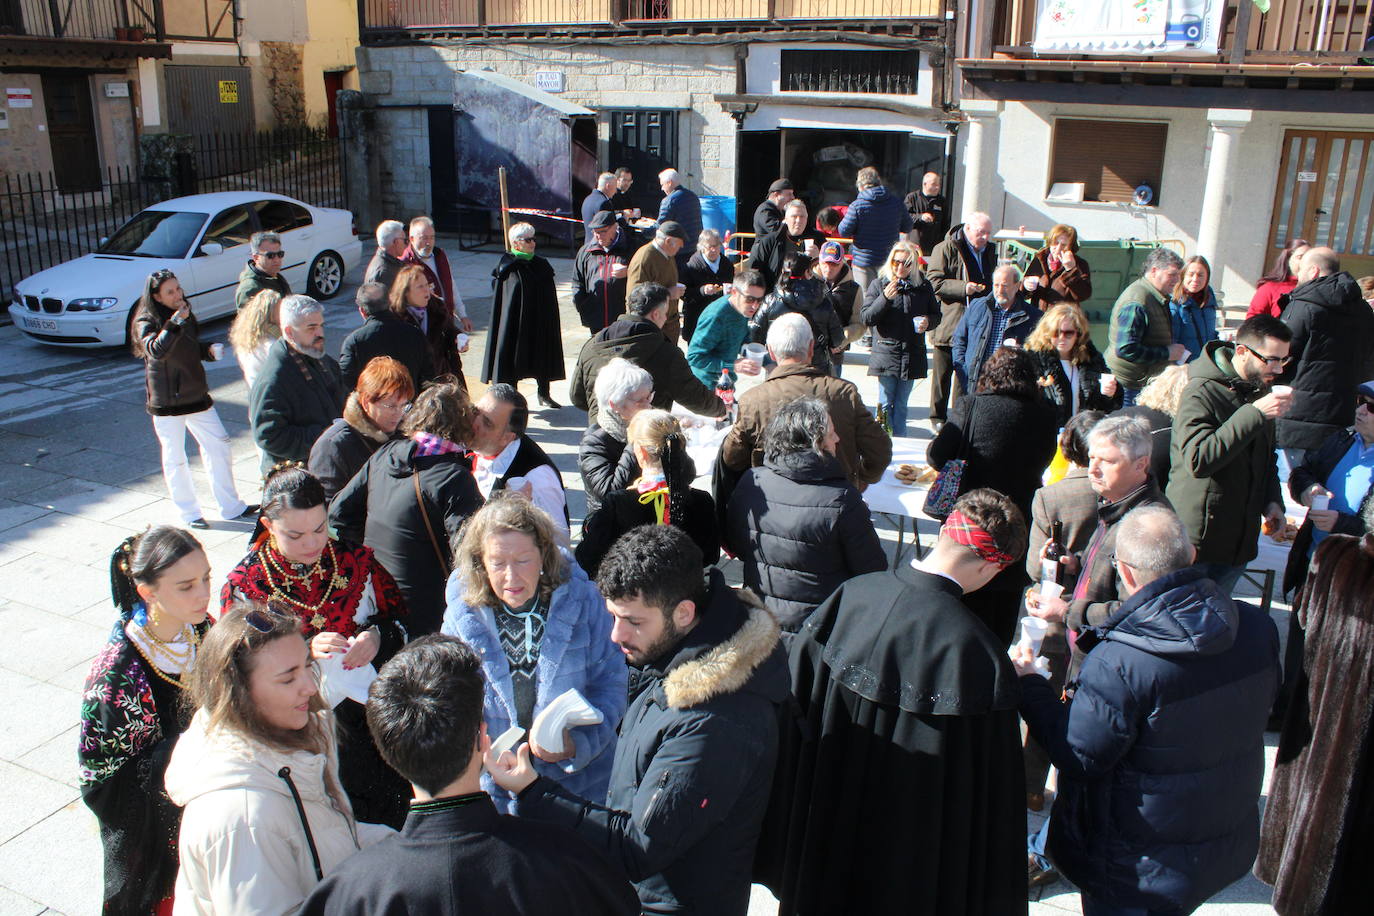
xmin=151 ymin=268 xmax=176 ymax=281
xmin=245 ymin=609 xmax=275 ymax=632
xmin=1053 ymin=329 xmax=1079 ymax=338
xmin=258 ymin=250 xmax=286 ymax=260
xmin=891 ymin=258 xmax=912 ymax=267
xmin=738 ymin=293 xmax=764 ymax=304
xmin=1358 ymin=396 xmax=1374 ymax=412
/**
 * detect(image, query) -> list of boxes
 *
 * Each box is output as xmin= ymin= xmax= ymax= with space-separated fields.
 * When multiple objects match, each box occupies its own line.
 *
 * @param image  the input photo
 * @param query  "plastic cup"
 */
xmin=209 ymin=342 xmax=224 ymax=360
xmin=1019 ymin=617 xmax=1050 ymax=654
xmin=1039 ymin=580 xmax=1065 ymax=601
xmin=1177 ymin=349 xmax=1191 ymax=365
xmin=1099 ymin=373 xmax=1115 ymax=394
xmin=1272 ymin=385 xmax=1293 ymax=397
xmin=456 ymin=332 xmax=470 ymax=350
xmin=1310 ymin=494 xmax=1330 ymax=511
xmin=742 ymin=343 xmax=766 ymax=364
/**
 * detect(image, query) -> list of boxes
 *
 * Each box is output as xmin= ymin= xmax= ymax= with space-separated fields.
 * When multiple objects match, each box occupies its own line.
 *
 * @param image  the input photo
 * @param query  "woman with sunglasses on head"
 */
xmin=860 ymin=239 xmax=938 ymax=435
xmin=131 ymin=269 xmax=256 ymax=530
xmin=1025 ymin=302 xmax=1121 ymax=428
xmin=79 ymin=526 xmax=211 ymax=916
xmin=308 ymin=356 xmax=415 ymax=504
xmin=223 ymin=464 xmax=412 ymax=827
xmin=390 ymin=263 xmax=466 ymax=388
xmin=165 ymin=602 xmax=393 ymax=916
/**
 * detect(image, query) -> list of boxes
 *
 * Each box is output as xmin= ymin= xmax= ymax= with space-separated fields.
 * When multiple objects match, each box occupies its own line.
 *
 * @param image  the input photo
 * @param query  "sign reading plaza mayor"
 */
xmin=1034 ymin=0 xmax=1228 ymax=55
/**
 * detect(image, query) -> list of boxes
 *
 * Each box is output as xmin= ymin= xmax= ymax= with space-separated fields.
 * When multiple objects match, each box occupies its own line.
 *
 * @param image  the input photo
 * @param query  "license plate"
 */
xmin=19 ymin=315 xmax=58 ymax=332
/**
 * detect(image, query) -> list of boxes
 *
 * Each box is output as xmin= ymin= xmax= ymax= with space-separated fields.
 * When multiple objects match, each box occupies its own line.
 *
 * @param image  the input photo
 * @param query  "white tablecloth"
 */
xmin=860 ymin=436 xmax=933 ymax=520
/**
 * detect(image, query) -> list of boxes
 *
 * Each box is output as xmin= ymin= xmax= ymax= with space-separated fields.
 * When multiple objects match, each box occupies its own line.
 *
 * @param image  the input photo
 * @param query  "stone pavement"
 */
xmin=0 ymin=240 xmax=1289 ymax=915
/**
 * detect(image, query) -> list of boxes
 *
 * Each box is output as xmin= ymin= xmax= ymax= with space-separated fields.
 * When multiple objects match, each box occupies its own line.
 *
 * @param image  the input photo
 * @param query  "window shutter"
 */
xmin=1050 ymin=119 xmax=1168 ymax=204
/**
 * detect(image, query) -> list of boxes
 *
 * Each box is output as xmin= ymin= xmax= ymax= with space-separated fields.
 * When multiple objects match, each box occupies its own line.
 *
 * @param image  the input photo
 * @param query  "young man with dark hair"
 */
xmin=1167 ymin=313 xmax=1294 ymax=592
xmin=758 ymin=488 xmax=1029 ymax=914
xmin=298 ymin=635 xmax=639 ymax=915
xmin=487 ymin=525 xmax=788 ymax=916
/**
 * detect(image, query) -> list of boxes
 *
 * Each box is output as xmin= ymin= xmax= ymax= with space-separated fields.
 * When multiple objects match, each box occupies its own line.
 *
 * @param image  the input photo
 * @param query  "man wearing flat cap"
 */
xmin=754 ymin=179 xmax=795 ymax=239
xmin=573 ymin=209 xmax=637 ymax=333
xmin=626 ymin=220 xmax=688 ymax=343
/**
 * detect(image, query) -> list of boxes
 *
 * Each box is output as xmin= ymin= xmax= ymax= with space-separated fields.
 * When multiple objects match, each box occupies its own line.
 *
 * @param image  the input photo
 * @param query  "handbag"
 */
xmin=413 ymin=472 xmax=452 ymax=576
xmin=923 ymin=399 xmax=977 ymax=521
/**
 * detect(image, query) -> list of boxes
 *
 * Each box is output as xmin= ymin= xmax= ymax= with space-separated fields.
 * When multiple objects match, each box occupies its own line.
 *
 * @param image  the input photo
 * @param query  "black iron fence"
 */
xmin=2 ymin=127 xmax=346 ymax=305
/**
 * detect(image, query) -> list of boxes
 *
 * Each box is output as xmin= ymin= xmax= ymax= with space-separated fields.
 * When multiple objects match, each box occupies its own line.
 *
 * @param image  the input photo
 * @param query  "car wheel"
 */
xmin=307 ymin=251 xmax=344 ymax=299
xmin=124 ymin=307 xmax=139 ymax=348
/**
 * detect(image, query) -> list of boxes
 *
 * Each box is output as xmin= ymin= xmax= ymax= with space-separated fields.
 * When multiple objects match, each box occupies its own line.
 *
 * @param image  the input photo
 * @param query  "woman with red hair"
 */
xmin=308 ymin=355 xmax=415 ymax=502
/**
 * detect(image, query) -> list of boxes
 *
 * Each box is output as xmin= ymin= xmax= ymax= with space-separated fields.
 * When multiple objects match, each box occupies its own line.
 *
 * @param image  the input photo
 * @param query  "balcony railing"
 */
xmin=0 ymin=0 xmax=162 ymax=39
xmin=361 ymin=0 xmax=942 ymax=33
xmin=984 ymin=0 xmax=1374 ymax=64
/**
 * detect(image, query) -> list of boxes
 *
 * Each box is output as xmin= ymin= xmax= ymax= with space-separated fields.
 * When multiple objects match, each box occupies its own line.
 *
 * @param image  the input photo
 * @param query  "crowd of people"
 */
xmin=78 ymin=164 xmax=1374 ymax=916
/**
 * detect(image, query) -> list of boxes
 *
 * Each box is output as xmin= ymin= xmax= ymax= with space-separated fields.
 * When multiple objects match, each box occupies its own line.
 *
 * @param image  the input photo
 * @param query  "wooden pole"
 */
xmin=498 ymin=166 xmax=511 ymax=248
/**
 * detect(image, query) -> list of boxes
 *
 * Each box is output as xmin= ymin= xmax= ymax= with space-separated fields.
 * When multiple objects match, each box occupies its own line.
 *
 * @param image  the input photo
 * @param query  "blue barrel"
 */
xmin=700 ymin=195 xmax=736 ymax=237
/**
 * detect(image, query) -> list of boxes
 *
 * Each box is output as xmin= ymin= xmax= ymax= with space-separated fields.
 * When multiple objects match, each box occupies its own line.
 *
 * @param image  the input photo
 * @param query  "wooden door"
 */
xmin=324 ymin=71 xmax=346 ymax=138
xmin=41 ymin=73 xmax=101 ymax=193
xmin=1268 ymin=129 xmax=1374 ymax=277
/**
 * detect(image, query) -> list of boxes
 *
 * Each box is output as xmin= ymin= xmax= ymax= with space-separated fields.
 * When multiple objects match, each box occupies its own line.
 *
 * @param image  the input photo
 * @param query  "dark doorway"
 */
xmin=427 ymin=106 xmax=460 ymax=233
xmin=324 ymin=71 xmax=347 ymax=138
xmin=737 ymin=130 xmax=782 ymax=237
xmin=41 ymin=73 xmax=100 ymax=192
xmin=607 ymin=108 xmax=678 ymax=215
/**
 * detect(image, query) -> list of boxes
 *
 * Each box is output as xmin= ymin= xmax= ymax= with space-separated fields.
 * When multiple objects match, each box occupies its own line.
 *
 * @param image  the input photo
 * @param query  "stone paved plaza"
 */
xmin=0 ymin=242 xmax=1289 ymax=914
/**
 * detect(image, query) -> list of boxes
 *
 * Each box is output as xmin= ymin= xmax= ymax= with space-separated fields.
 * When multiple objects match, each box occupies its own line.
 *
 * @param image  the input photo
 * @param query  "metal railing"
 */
xmin=987 ymin=0 xmax=1374 ymax=62
xmin=1 ymin=128 xmax=347 ymax=304
xmin=0 ymin=0 xmax=158 ymax=39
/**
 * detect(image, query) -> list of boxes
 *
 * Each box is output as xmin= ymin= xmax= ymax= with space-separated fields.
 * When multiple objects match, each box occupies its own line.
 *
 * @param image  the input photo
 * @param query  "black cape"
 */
xmin=299 ymin=793 xmax=640 ymax=915
xmin=756 ymin=568 xmax=1027 ymax=916
xmin=483 ymin=253 xmax=565 ymax=385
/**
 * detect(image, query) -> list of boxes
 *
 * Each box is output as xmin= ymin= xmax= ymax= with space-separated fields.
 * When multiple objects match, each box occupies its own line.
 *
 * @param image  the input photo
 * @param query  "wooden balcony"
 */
xmin=0 ymin=0 xmax=233 ymax=46
xmin=975 ymin=0 xmax=1373 ymax=65
xmin=360 ymin=0 xmax=944 ymax=38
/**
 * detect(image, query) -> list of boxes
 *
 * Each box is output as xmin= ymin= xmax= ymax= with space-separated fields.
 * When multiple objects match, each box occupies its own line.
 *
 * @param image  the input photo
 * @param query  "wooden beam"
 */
xmin=1229 ymin=0 xmax=1252 ymax=67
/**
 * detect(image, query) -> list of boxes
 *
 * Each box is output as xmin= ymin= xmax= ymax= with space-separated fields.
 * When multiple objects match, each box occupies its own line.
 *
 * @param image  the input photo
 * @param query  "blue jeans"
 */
xmin=877 ymin=376 xmax=915 ymax=436
xmin=1028 ymin=818 xmax=1051 ymax=870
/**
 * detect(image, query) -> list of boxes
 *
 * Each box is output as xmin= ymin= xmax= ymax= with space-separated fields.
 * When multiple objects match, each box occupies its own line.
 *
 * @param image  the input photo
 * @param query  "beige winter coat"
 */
xmin=165 ymin=709 xmax=392 ymax=915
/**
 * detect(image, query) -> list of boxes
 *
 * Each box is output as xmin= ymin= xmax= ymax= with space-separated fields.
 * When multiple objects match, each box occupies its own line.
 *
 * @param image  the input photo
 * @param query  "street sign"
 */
xmin=534 ymin=71 xmax=565 ymax=93
xmin=218 ymin=80 xmax=239 ymax=103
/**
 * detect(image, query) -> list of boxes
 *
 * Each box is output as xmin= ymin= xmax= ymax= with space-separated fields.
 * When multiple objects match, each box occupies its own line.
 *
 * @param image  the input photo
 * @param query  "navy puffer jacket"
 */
xmin=1019 ymin=565 xmax=1279 ymax=913
xmin=838 ymin=186 xmax=913 ymax=269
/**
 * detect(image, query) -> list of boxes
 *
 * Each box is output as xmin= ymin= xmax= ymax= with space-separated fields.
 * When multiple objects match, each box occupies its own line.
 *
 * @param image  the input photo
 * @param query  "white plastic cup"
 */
xmin=1023 ymin=275 xmax=1041 ymax=292
xmin=1019 ymin=617 xmax=1050 ymax=654
xmin=742 ymin=343 xmax=766 ymax=364
xmin=1003 ymin=337 xmax=1018 ymax=348
xmin=1177 ymin=349 xmax=1191 ymax=365
xmin=1099 ymin=373 xmax=1115 ymax=394
xmin=1272 ymin=385 xmax=1293 ymax=397
xmin=456 ymin=332 xmax=470 ymax=350
xmin=1039 ymin=580 xmax=1065 ymax=602
xmin=209 ymin=342 xmax=224 ymax=361
xmin=1310 ymin=493 xmax=1330 ymax=511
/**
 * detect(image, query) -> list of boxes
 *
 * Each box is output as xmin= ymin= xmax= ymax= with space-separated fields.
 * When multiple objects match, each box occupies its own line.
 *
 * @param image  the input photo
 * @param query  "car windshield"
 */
xmin=98 ymin=210 xmax=208 ymax=258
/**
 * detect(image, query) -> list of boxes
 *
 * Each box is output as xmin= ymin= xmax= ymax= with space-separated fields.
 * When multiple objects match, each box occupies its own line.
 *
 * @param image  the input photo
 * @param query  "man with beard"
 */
xmin=486 ymin=525 xmax=788 ymax=916
xmin=249 ymin=294 xmax=344 ymax=472
xmin=757 ymin=488 xmax=1029 ymax=915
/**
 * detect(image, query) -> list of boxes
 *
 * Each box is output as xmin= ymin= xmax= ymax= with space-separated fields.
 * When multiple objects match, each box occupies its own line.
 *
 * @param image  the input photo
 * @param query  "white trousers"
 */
xmin=151 ymin=407 xmax=247 ymax=523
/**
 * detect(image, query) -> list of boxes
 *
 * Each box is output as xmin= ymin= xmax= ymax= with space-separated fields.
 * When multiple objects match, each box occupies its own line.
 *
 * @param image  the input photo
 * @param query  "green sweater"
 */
xmin=1106 ymin=276 xmax=1172 ymax=389
xmin=686 ymin=296 xmax=749 ymax=387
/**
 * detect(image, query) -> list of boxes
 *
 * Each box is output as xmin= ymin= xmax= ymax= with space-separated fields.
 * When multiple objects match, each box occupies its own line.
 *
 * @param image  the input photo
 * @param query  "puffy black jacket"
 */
xmin=1020 ymin=565 xmax=1279 ymax=913
xmin=307 ymin=393 xmax=393 ymax=503
xmin=576 ymin=484 xmax=719 ymax=580
xmin=134 ymin=305 xmax=214 ymax=416
xmin=1276 ymin=271 xmax=1374 ymax=450
xmin=338 ymin=306 xmax=436 ymax=394
xmin=749 ymin=277 xmax=844 ymax=377
xmin=579 ymin=423 xmax=697 ymax=519
xmin=329 ymin=438 xmax=483 ymax=636
xmin=515 ymin=570 xmax=789 ymax=916
xmin=860 ymin=274 xmax=938 ymax=380
xmin=724 ymin=451 xmax=886 ymax=630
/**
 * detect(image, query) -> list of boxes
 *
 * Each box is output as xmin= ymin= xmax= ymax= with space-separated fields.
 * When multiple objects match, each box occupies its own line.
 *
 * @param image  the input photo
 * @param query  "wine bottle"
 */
xmin=1042 ymin=520 xmax=1065 ymax=586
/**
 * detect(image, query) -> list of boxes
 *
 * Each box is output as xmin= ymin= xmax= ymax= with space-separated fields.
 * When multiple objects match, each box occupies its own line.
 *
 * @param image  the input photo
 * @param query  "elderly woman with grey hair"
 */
xmin=679 ymin=228 xmax=735 ymax=343
xmin=485 ymin=221 xmax=565 ymax=409
xmin=724 ymin=397 xmax=886 ymax=632
xmin=249 ymin=293 xmax=344 ymax=472
xmin=578 ymin=357 xmax=668 ymax=517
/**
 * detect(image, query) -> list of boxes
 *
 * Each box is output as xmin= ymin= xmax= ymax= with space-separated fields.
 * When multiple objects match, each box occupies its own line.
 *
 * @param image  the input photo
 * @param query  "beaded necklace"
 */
xmin=127 ymin=621 xmax=200 ymax=690
xmin=261 ymin=540 xmax=347 ymax=630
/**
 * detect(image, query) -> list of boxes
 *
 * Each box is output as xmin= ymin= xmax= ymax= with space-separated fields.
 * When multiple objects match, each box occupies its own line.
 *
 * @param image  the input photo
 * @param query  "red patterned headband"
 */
xmin=943 ymin=510 xmax=1015 ymax=567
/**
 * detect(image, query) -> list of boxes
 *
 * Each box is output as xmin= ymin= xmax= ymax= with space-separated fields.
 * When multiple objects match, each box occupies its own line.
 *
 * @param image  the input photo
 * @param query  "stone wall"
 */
xmin=261 ymin=41 xmax=307 ymax=127
xmin=356 ymin=42 xmax=739 ymax=222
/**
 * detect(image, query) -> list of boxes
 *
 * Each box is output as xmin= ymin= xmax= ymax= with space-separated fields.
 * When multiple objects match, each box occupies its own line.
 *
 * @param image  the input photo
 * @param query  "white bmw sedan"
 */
xmin=8 ymin=191 xmax=363 ymax=348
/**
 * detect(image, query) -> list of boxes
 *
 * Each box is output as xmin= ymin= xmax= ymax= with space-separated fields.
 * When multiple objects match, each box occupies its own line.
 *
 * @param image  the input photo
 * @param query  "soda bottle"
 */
xmin=715 ymin=368 xmax=736 ymax=423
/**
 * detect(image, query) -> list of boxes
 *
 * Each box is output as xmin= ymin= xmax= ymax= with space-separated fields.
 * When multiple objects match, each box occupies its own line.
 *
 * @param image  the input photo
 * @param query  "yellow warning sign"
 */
xmin=218 ymin=80 xmax=238 ymax=104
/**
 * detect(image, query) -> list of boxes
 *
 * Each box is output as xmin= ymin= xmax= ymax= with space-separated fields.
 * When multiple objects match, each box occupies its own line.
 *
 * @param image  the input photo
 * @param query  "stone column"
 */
xmin=1195 ymin=109 xmax=1253 ymax=265
xmin=959 ymin=98 xmax=1002 ymax=222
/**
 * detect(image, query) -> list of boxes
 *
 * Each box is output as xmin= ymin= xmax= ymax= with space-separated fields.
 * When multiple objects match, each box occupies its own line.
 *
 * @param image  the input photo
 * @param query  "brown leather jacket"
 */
xmin=134 ymin=305 xmax=213 ymax=416
xmin=721 ymin=362 xmax=892 ymax=489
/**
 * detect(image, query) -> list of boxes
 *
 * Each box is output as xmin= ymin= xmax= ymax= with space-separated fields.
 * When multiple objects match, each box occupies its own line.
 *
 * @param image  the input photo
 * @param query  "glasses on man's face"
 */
xmin=258 ymin=250 xmax=286 ymax=260
xmin=740 ymin=293 xmax=764 ymax=304
xmin=1239 ymin=344 xmax=1291 ymax=368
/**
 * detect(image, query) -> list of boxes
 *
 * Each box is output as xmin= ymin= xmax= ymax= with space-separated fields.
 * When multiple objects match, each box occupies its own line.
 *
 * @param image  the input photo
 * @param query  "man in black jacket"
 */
xmin=338 ymin=282 xmax=435 ymax=392
xmin=1275 ymin=246 xmax=1374 ymax=467
xmin=488 ymin=525 xmax=788 ymax=916
xmin=904 ymin=170 xmax=949 ymax=256
xmin=249 ymin=294 xmax=343 ymax=472
xmin=747 ymin=200 xmax=823 ymax=291
xmin=752 ymin=178 xmax=794 ymax=239
xmin=299 ymin=635 xmax=639 ymax=915
xmin=758 ymin=488 xmax=1028 ymax=914
xmin=572 ymin=210 xmax=637 ymax=333
xmin=570 ymin=283 xmax=726 ymax=424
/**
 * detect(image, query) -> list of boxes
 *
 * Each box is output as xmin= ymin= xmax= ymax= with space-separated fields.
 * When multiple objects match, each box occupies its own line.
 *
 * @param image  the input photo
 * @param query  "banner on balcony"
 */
xmin=1034 ymin=0 xmax=1227 ymax=55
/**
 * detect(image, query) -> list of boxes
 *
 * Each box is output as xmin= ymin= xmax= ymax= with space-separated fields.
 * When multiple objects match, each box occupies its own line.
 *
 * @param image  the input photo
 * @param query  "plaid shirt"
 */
xmin=982 ymin=304 xmax=1012 ymax=363
xmin=1110 ymin=299 xmax=1172 ymax=366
